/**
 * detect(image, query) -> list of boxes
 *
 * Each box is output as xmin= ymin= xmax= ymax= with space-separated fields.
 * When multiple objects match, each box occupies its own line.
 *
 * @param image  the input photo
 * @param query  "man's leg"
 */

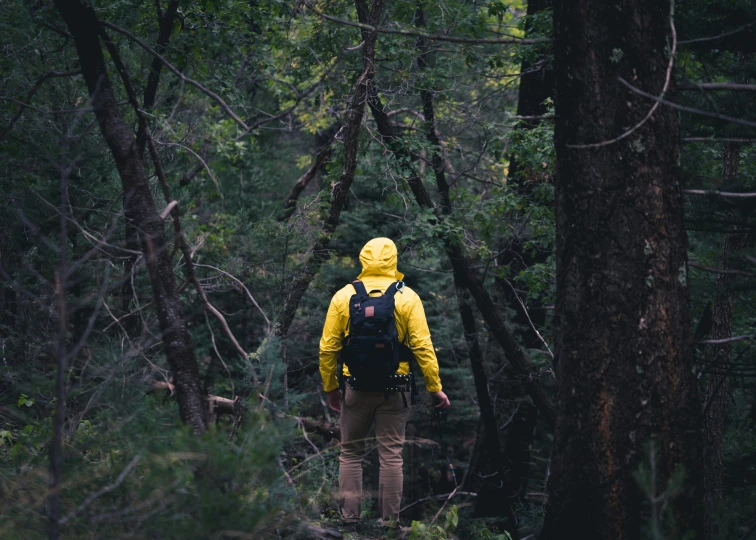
xmin=374 ymin=392 xmax=410 ymax=522
xmin=339 ymin=387 xmax=375 ymax=521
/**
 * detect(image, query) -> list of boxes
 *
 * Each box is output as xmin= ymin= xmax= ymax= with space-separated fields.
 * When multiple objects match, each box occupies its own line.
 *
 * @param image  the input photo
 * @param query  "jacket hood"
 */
xmin=357 ymin=237 xmax=405 ymax=281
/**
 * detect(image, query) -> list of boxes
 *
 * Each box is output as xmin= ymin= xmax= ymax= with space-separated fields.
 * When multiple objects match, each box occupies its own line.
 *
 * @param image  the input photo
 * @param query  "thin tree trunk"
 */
xmin=704 ymin=142 xmax=744 ymax=540
xmin=48 ymin=166 xmax=70 ymax=540
xmin=413 ymin=7 xmax=518 ymax=529
xmin=121 ymin=0 xmax=179 ymax=335
xmin=542 ymin=1 xmax=703 ymax=538
xmin=496 ymin=0 xmax=554 ymax=505
xmin=366 ymin=87 xmax=556 ymax=427
xmin=135 ymin=0 xmax=180 ymax=157
xmin=272 ymin=0 xmax=384 ymax=340
xmin=54 ymin=0 xmax=208 ymax=434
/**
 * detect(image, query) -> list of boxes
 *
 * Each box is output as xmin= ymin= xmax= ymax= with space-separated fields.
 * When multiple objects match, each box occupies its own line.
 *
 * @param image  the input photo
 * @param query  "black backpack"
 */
xmin=340 ymin=280 xmax=414 ymax=394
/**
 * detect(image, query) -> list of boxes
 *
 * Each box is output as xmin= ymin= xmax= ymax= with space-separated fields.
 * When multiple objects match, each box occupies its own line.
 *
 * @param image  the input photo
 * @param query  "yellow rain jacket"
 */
xmin=319 ymin=238 xmax=442 ymax=393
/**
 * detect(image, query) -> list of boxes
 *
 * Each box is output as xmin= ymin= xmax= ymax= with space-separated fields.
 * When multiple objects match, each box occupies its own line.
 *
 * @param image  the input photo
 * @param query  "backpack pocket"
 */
xmin=342 ymin=335 xmax=395 ymax=385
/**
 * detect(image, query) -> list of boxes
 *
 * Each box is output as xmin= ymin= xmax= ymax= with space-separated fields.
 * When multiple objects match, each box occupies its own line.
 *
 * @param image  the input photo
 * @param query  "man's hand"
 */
xmin=327 ymin=389 xmax=342 ymax=413
xmin=431 ymin=391 xmax=451 ymax=409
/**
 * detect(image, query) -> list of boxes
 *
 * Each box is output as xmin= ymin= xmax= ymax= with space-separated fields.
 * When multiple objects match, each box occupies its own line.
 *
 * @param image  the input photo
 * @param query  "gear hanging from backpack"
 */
xmin=340 ymin=279 xmax=418 ymax=402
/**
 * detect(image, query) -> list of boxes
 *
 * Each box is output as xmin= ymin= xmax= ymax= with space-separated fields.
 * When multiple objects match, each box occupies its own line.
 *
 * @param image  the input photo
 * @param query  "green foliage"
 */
xmin=409 ymin=505 xmax=460 ymax=540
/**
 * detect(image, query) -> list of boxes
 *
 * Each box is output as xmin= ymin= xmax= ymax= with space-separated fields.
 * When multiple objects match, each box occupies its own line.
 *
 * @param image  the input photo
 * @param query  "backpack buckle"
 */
xmin=395 ymin=281 xmax=405 ymax=294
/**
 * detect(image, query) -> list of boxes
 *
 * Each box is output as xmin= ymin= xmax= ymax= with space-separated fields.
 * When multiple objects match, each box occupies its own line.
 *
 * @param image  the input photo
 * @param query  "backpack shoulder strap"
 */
xmin=383 ymin=281 xmax=405 ymax=299
xmin=351 ymin=280 xmax=368 ymax=297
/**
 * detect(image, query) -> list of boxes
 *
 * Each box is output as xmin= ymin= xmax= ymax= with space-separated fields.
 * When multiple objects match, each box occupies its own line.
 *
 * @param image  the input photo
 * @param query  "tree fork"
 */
xmin=54 ymin=0 xmax=208 ymax=434
xmin=272 ymin=0 xmax=385 ymax=341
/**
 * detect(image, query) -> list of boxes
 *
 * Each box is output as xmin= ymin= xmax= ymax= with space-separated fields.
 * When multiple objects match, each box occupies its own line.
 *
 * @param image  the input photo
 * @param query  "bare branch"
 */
xmin=58 ymin=455 xmax=142 ymax=526
xmin=678 ymin=21 xmax=756 ymax=45
xmin=195 ymin=263 xmax=271 ymax=333
xmin=567 ymin=9 xmax=676 ymax=149
xmin=698 ymin=335 xmax=753 ymax=345
xmin=689 ymin=262 xmax=756 ymax=278
xmin=683 ymin=138 xmax=756 ymax=144
xmin=100 ymin=20 xmax=250 ymax=131
xmin=679 ymin=82 xmax=756 ymax=91
xmin=683 ymin=189 xmax=756 ymax=198
xmin=159 ymin=200 xmax=179 ymax=220
xmin=303 ymin=2 xmax=546 ymax=45
xmin=0 ymin=70 xmax=81 ymax=144
xmin=618 ymin=77 xmax=756 ymax=129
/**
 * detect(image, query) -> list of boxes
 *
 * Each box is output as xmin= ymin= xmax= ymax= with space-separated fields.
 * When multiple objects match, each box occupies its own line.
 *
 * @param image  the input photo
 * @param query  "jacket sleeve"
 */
xmin=319 ymin=293 xmax=347 ymax=392
xmin=407 ymin=294 xmax=442 ymax=393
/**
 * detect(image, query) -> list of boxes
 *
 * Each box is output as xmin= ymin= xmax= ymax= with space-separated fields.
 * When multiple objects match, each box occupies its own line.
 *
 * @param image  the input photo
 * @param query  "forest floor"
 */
xmin=310 ymin=518 xmax=410 ymax=539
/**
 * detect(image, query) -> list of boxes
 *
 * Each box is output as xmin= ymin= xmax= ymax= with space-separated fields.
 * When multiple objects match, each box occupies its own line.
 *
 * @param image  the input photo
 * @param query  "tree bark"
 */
xmin=272 ymin=0 xmax=384 ymax=340
xmin=542 ymin=1 xmax=703 ymax=538
xmin=54 ymin=0 xmax=208 ymax=434
xmin=703 ymin=142 xmax=744 ymax=540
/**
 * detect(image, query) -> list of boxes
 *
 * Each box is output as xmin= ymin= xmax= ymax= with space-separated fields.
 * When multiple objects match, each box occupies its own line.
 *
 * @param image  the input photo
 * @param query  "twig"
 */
xmin=679 ymin=82 xmax=756 ymax=91
xmin=618 ymin=78 xmax=756 ymax=129
xmin=679 ymin=21 xmax=756 ymax=45
xmin=429 ymin=486 xmax=459 ymax=526
xmin=195 ymin=263 xmax=271 ymax=333
xmin=689 ymin=262 xmax=756 ymax=278
xmin=400 ymin=491 xmax=477 ymax=514
xmin=739 ymin=518 xmax=756 ymax=540
xmin=159 ymin=200 xmax=179 ymax=220
xmin=683 ymin=189 xmax=756 ymax=198
xmin=502 ymin=277 xmax=554 ymax=360
xmin=698 ymin=335 xmax=753 ymax=345
xmin=100 ymin=20 xmax=250 ymax=130
xmin=683 ymin=138 xmax=756 ymax=144
xmin=0 ymin=70 xmax=80 ymax=144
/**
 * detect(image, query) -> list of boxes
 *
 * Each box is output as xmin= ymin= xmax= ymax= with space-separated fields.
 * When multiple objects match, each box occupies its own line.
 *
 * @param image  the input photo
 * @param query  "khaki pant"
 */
xmin=339 ymin=386 xmax=410 ymax=522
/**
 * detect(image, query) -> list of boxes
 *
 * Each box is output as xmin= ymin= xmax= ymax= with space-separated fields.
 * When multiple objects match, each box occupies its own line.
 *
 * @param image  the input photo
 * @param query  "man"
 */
xmin=319 ymin=237 xmax=451 ymax=525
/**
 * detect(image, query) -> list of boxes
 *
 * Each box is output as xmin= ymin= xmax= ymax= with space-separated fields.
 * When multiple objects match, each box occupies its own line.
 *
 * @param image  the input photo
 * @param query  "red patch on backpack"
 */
xmin=365 ymin=306 xmax=375 ymax=317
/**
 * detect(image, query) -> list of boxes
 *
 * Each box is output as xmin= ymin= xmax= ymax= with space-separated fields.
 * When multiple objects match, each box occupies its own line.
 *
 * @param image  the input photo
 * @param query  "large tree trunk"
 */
xmin=54 ymin=0 xmax=208 ymax=434
xmin=703 ymin=142 xmax=744 ymax=540
xmin=541 ymin=1 xmax=703 ymax=538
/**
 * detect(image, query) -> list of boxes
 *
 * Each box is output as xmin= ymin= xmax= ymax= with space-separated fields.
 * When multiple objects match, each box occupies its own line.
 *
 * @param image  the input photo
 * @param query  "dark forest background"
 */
xmin=1 ymin=0 xmax=755 ymax=538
